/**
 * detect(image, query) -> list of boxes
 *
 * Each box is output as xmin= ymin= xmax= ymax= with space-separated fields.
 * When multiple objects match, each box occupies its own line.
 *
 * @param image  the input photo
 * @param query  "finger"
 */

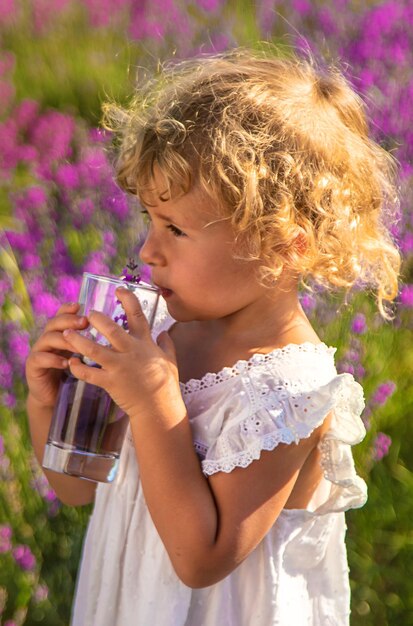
xmin=68 ymin=355 xmax=106 ymax=387
xmin=115 ymin=287 xmax=151 ymax=338
xmin=33 ymin=330 xmax=82 ymax=354
xmin=44 ymin=312 xmax=88 ymax=334
xmin=84 ymin=309 xmax=134 ymax=352
xmin=57 ymin=302 xmax=80 ymax=315
xmin=63 ymin=329 xmax=114 ymax=367
xmin=27 ymin=351 xmax=69 ymax=372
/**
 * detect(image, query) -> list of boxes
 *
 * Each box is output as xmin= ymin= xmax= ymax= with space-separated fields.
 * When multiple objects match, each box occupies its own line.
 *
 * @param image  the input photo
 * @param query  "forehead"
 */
xmin=143 ymin=164 xmax=222 ymax=228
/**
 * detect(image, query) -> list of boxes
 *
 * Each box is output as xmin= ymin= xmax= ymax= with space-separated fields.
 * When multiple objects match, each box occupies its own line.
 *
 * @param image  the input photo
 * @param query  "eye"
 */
xmin=167 ymin=224 xmax=186 ymax=237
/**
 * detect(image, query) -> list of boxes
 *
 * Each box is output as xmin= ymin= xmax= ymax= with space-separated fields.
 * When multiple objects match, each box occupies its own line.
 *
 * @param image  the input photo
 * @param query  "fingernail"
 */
xmin=62 ymin=359 xmax=69 ymax=367
xmin=63 ymin=329 xmax=72 ymax=337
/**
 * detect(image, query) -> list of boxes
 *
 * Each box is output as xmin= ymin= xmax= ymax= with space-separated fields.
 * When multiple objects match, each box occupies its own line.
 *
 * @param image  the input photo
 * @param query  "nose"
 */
xmin=139 ymin=228 xmax=166 ymax=267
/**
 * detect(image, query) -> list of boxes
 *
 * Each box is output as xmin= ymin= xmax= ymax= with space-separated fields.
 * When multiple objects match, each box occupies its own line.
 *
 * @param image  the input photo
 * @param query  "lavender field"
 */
xmin=0 ymin=1 xmax=412 ymax=624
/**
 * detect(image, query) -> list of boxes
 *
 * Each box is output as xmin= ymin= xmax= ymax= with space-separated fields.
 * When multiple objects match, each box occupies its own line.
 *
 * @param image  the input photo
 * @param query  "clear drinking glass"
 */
xmin=42 ymin=272 xmax=161 ymax=483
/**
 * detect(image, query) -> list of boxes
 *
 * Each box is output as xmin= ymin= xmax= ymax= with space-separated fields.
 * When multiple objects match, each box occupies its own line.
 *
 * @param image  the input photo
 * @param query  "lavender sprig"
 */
xmin=115 ymin=258 xmax=142 ymax=330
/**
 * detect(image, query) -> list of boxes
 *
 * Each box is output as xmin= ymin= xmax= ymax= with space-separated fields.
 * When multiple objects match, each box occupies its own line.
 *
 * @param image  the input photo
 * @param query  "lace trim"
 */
xmin=202 ymin=429 xmax=298 ymax=475
xmin=180 ymin=342 xmax=335 ymax=396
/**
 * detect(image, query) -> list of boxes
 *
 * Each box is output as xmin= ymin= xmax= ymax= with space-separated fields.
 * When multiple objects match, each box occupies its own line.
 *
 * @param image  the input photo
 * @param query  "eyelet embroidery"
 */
xmin=180 ymin=343 xmax=335 ymax=396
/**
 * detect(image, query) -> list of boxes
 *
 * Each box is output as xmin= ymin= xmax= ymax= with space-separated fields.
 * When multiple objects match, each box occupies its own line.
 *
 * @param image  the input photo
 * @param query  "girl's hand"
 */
xmin=25 ymin=303 xmax=89 ymax=409
xmin=63 ymin=288 xmax=180 ymax=419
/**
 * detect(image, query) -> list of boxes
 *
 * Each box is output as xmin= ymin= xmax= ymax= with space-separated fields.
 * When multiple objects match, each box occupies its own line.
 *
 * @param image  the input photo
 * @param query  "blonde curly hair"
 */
xmin=103 ymin=48 xmax=400 ymax=315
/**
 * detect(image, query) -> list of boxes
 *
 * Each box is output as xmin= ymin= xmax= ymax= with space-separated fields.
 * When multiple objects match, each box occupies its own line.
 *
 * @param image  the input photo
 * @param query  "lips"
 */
xmin=159 ymin=288 xmax=173 ymax=298
xmin=153 ymin=283 xmax=173 ymax=299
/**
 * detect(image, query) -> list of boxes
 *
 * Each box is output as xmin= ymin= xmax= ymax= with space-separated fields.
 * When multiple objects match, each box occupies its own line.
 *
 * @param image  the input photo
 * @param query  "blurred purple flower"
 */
xmin=292 ymin=0 xmax=311 ymax=15
xmin=34 ymin=583 xmax=49 ymax=603
xmin=0 ymin=525 xmax=12 ymax=553
xmin=13 ymin=544 xmax=36 ymax=571
xmin=0 ymin=435 xmax=4 ymax=456
xmin=76 ymin=198 xmax=96 ymax=223
xmin=45 ymin=488 xmax=57 ymax=502
xmin=197 ymin=0 xmax=222 ymax=11
xmin=56 ymin=275 xmax=81 ymax=303
xmin=5 ymin=231 xmax=35 ymax=253
xmin=8 ymin=331 xmax=30 ymax=365
xmin=399 ymin=284 xmax=413 ymax=307
xmin=0 ymin=358 xmax=13 ymax=389
xmin=13 ymin=99 xmax=39 ymax=130
xmin=400 ymin=231 xmax=413 ymax=255
xmin=371 ymin=381 xmax=396 ymax=406
xmin=30 ymin=110 xmax=75 ymax=165
xmin=22 ymin=186 xmax=47 ymax=209
xmin=0 ymin=119 xmax=19 ymax=172
xmin=32 ymin=291 xmax=60 ymax=318
xmin=21 ymin=252 xmax=41 ymax=270
xmin=53 ymin=238 xmax=75 ymax=274
xmin=105 ymin=187 xmax=129 ymax=220
xmin=351 ymin=313 xmax=367 ymax=334
xmin=0 ymin=0 xmax=18 ymax=27
xmin=83 ymin=252 xmax=110 ymax=276
xmin=373 ymin=432 xmax=392 ymax=461
xmin=78 ymin=148 xmax=111 ymax=187
xmin=3 ymin=392 xmax=17 ymax=408
xmin=300 ymin=293 xmax=316 ymax=313
xmin=55 ymin=163 xmax=80 ymax=190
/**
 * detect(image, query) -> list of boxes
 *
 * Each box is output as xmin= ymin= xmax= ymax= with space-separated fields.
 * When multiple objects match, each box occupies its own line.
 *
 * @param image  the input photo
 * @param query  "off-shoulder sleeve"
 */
xmin=201 ymin=373 xmax=367 ymax=512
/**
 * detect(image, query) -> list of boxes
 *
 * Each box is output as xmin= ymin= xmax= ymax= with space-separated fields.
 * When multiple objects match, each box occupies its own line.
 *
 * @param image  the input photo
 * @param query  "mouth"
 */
xmin=154 ymin=284 xmax=173 ymax=299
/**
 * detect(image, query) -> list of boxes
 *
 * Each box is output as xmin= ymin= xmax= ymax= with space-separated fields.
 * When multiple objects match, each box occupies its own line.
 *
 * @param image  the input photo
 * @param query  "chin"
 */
xmin=164 ymin=301 xmax=214 ymax=323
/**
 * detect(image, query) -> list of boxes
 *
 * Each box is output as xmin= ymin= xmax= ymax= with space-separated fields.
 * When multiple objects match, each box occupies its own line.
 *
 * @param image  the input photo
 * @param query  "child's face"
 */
xmin=139 ymin=167 xmax=277 ymax=323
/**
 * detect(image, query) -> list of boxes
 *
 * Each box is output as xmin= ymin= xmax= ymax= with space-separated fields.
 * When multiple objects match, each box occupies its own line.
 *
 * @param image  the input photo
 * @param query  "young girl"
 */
xmin=26 ymin=49 xmax=400 ymax=625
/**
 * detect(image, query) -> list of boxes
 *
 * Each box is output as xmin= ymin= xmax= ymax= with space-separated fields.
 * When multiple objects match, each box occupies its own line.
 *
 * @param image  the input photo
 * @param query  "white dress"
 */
xmin=71 ymin=316 xmax=367 ymax=626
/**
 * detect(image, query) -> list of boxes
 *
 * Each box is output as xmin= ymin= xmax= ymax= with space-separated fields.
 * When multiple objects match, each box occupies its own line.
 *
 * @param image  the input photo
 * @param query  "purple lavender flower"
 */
xmin=55 ymin=163 xmax=80 ymax=190
xmin=56 ymin=275 xmax=81 ymax=303
xmin=34 ymin=583 xmax=49 ymax=603
xmin=351 ymin=313 xmax=367 ymax=334
xmin=373 ymin=432 xmax=392 ymax=461
xmin=21 ymin=252 xmax=41 ymax=270
xmin=0 ymin=359 xmax=13 ymax=389
xmin=12 ymin=544 xmax=36 ymax=571
xmin=0 ymin=0 xmax=18 ymax=27
xmin=2 ymin=392 xmax=17 ymax=408
xmin=0 ymin=525 xmax=12 ymax=553
xmin=8 ymin=331 xmax=30 ymax=365
xmin=12 ymin=99 xmax=39 ymax=130
xmin=300 ymin=293 xmax=317 ymax=313
xmin=371 ymin=381 xmax=396 ymax=406
xmin=32 ymin=291 xmax=61 ymax=318
xmin=399 ymin=284 xmax=413 ymax=307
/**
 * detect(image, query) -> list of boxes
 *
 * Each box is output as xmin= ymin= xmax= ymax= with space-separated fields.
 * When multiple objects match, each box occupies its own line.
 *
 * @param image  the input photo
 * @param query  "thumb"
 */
xmin=156 ymin=331 xmax=177 ymax=363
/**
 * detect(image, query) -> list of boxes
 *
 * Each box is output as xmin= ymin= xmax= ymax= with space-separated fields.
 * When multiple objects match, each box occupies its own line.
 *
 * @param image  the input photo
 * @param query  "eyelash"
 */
xmin=167 ymin=224 xmax=186 ymax=237
xmin=141 ymin=211 xmax=186 ymax=238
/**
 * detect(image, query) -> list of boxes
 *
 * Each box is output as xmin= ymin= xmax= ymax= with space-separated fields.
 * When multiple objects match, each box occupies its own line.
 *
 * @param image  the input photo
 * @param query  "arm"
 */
xmin=25 ymin=303 xmax=97 ymax=507
xmin=64 ymin=289 xmax=322 ymax=586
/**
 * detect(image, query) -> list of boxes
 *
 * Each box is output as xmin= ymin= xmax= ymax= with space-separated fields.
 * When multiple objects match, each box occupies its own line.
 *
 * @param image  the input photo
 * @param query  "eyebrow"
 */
xmin=141 ymin=206 xmax=190 ymax=227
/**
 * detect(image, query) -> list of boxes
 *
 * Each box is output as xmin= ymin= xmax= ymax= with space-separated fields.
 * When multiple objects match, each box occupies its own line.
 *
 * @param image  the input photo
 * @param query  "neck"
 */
xmin=192 ymin=283 xmax=310 ymax=351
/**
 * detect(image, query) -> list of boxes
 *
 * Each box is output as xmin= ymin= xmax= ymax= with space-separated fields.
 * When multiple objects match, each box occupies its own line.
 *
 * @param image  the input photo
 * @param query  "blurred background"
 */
xmin=0 ymin=1 xmax=412 ymax=624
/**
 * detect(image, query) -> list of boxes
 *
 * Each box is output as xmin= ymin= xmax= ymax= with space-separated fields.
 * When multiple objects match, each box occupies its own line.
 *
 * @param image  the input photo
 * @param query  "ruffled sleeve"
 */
xmin=201 ymin=372 xmax=367 ymax=513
